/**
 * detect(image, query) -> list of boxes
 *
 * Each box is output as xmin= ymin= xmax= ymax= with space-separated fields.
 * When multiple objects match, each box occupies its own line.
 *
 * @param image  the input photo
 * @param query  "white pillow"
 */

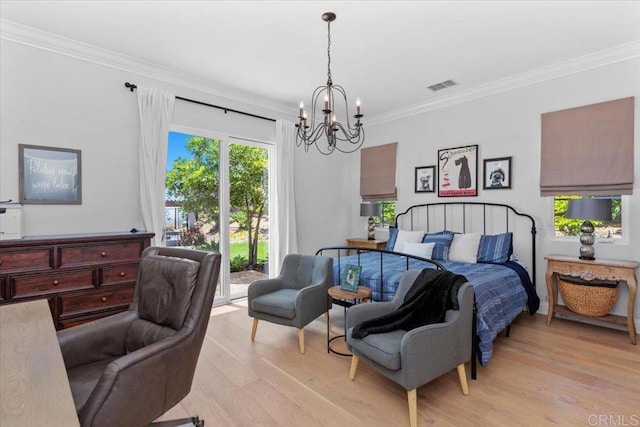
xmin=448 ymin=233 xmax=482 ymax=263
xmin=393 ymin=230 xmax=425 ymax=253
xmin=403 ymin=242 xmax=435 ymax=259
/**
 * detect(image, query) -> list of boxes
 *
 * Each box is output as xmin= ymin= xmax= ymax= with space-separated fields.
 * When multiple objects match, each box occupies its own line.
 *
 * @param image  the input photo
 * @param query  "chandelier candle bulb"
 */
xmin=299 ymin=102 xmax=304 ymax=117
xmin=356 ymin=99 xmax=361 ymax=115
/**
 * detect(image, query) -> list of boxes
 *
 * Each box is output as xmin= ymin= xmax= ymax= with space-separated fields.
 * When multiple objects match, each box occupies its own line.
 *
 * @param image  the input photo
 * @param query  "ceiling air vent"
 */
xmin=427 ymin=79 xmax=457 ymax=92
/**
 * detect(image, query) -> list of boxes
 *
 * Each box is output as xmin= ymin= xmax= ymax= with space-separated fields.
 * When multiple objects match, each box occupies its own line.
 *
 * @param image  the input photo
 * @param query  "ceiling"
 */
xmin=1 ymin=1 xmax=640 ymax=120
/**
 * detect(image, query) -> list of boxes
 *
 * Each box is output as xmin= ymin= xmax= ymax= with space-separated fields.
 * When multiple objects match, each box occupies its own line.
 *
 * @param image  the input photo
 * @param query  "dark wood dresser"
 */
xmin=0 ymin=232 xmax=154 ymax=329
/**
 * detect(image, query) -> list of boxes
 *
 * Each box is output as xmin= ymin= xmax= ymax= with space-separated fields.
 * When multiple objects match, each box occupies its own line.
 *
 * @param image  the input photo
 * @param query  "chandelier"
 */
xmin=296 ymin=12 xmax=364 ymax=155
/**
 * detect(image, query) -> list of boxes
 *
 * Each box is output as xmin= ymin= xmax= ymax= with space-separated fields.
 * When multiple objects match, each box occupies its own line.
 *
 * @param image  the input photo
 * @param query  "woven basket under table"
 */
xmin=558 ymin=275 xmax=619 ymax=317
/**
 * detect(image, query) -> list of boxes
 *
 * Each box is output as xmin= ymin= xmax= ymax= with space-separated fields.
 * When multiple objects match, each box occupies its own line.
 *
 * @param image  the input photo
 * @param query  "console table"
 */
xmin=545 ymin=254 xmax=638 ymax=344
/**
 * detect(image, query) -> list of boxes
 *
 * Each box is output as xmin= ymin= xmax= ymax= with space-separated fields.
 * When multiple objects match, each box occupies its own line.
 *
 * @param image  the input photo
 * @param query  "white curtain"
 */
xmin=273 ymin=120 xmax=299 ymax=275
xmin=136 ymin=86 xmax=175 ymax=246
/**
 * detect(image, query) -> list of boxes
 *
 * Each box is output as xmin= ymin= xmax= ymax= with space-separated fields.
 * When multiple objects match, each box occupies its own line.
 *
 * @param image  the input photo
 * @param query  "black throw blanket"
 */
xmin=351 ymin=269 xmax=468 ymax=339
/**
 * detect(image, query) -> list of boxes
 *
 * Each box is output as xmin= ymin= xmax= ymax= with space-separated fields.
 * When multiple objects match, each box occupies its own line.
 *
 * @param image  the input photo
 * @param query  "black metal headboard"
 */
xmin=394 ymin=202 xmax=537 ymax=286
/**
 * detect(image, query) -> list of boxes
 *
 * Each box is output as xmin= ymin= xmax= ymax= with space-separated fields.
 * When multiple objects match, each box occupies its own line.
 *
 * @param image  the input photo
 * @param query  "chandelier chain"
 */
xmin=326 ymin=19 xmax=332 ymax=84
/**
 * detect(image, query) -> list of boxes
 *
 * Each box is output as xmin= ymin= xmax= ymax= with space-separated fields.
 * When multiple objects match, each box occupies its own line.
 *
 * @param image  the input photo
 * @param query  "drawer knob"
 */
xmin=53 ymin=280 xmax=59 ymax=286
xmin=119 ymin=272 xmax=125 ymax=277
xmin=101 ymin=252 xmax=107 ymax=257
xmin=0 ymin=260 xmax=3 ymax=265
xmin=101 ymin=296 xmax=107 ymax=302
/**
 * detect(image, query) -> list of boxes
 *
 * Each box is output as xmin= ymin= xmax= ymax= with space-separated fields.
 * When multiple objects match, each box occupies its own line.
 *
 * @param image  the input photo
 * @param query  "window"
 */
xmin=554 ymin=195 xmax=622 ymax=240
xmin=373 ymin=201 xmax=396 ymax=228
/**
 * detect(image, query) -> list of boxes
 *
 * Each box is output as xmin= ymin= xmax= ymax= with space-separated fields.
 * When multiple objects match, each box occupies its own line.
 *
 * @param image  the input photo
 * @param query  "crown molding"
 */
xmin=2 ymin=19 xmax=638 ymax=127
xmin=367 ymin=40 xmax=640 ymax=126
xmin=0 ymin=19 xmax=293 ymax=119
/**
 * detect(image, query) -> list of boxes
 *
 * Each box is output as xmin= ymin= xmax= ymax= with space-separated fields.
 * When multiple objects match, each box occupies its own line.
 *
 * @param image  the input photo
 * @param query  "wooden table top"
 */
xmin=328 ymin=285 xmax=372 ymax=301
xmin=0 ymin=300 xmax=79 ymax=426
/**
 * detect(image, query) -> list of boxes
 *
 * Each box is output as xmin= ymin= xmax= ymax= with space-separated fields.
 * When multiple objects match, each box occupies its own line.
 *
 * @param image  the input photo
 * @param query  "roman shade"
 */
xmin=540 ymin=96 xmax=634 ymax=196
xmin=360 ymin=142 xmax=398 ymax=201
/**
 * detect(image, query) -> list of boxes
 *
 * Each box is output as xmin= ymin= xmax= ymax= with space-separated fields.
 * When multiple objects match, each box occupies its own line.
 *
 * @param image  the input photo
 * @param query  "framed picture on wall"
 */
xmin=19 ymin=144 xmax=82 ymax=204
xmin=483 ymin=156 xmax=512 ymax=190
xmin=437 ymin=144 xmax=478 ymax=197
xmin=415 ymin=166 xmax=436 ymax=193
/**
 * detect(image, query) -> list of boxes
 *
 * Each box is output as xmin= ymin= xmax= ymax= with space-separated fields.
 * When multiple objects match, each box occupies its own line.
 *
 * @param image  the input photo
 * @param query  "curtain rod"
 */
xmin=124 ymin=82 xmax=276 ymax=123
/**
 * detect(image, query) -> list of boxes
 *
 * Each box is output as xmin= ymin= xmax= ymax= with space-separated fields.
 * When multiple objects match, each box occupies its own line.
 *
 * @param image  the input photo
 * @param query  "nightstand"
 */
xmin=345 ymin=238 xmax=387 ymax=255
xmin=545 ymin=254 xmax=638 ymax=344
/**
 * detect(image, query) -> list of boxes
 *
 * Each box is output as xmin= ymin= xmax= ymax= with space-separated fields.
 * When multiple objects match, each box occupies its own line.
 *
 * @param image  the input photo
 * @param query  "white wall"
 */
xmin=3 ymin=29 xmax=639 ymax=327
xmin=0 ymin=38 xmax=278 ymax=236
xmin=337 ymin=59 xmax=640 ymax=323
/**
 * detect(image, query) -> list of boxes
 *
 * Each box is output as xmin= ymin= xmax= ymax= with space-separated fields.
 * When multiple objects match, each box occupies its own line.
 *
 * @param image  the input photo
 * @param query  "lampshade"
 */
xmin=565 ymin=199 xmax=612 ymax=221
xmin=360 ymin=203 xmax=381 ymax=217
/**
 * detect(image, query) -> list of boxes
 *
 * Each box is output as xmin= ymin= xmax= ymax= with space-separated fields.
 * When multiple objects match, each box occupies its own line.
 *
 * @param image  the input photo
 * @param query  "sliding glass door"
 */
xmin=166 ymin=129 xmax=271 ymax=303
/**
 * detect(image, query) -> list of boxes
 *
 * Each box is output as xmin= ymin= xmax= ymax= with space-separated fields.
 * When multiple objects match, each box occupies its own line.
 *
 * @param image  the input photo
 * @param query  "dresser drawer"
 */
xmin=58 ymin=240 xmax=145 ymax=267
xmin=0 ymin=277 xmax=5 ymax=301
xmin=0 ymin=247 xmax=53 ymax=272
xmin=10 ymin=269 xmax=95 ymax=299
xmin=59 ymin=286 xmax=134 ymax=317
xmin=99 ymin=262 xmax=139 ymax=286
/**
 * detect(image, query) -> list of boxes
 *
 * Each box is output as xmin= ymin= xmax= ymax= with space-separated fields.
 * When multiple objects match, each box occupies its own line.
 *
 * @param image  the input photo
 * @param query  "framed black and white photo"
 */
xmin=415 ymin=165 xmax=435 ymax=193
xmin=437 ymin=144 xmax=478 ymax=197
xmin=19 ymin=144 xmax=82 ymax=204
xmin=483 ymin=156 xmax=512 ymax=190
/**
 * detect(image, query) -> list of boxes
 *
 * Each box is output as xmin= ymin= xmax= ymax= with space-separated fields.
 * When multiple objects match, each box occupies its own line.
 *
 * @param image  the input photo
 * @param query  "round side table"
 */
xmin=327 ymin=285 xmax=372 ymax=356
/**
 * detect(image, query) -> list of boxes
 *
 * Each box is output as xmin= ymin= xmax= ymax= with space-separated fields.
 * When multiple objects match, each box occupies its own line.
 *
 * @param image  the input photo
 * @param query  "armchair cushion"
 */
xmin=136 ymin=254 xmax=200 ymax=329
xmin=349 ymin=329 xmax=406 ymax=371
xmin=251 ymin=288 xmax=299 ymax=319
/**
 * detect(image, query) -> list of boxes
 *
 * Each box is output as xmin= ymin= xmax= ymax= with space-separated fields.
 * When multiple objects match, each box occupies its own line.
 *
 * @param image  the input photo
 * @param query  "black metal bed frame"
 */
xmin=316 ymin=202 xmax=537 ymax=380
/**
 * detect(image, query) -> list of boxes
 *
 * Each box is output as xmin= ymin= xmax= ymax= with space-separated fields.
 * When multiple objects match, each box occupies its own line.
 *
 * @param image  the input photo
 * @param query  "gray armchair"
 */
xmin=346 ymin=269 xmax=474 ymax=427
xmin=248 ymin=254 xmax=333 ymax=354
xmin=57 ymin=247 xmax=221 ymax=427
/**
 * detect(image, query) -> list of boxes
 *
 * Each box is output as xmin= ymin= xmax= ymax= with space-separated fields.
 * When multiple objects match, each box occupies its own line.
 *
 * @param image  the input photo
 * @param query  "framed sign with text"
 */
xmin=19 ymin=144 xmax=82 ymax=204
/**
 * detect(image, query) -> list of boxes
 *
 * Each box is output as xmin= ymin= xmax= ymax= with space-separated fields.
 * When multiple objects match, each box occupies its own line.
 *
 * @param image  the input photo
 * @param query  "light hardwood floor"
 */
xmin=158 ymin=300 xmax=640 ymax=426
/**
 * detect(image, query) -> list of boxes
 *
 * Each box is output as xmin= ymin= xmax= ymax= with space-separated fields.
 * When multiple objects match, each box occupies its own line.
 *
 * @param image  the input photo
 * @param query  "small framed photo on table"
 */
xmin=340 ymin=264 xmax=362 ymax=292
xmin=415 ymin=166 xmax=435 ymax=193
xmin=483 ymin=156 xmax=512 ymax=190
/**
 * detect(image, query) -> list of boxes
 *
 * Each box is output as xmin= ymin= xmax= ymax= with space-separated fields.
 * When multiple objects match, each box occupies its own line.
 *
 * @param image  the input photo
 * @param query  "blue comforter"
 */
xmin=333 ymin=252 xmax=538 ymax=365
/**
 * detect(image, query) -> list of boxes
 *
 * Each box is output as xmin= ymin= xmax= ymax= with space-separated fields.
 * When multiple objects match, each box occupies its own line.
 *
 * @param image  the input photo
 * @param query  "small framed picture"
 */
xmin=415 ymin=166 xmax=435 ymax=193
xmin=483 ymin=156 xmax=512 ymax=190
xmin=340 ymin=264 xmax=362 ymax=292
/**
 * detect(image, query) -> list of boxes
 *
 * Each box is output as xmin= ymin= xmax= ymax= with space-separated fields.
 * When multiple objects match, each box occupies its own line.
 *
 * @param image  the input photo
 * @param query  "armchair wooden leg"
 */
xmin=349 ymin=355 xmax=359 ymax=380
xmin=251 ymin=318 xmax=258 ymax=342
xmin=457 ymin=363 xmax=469 ymax=395
xmin=298 ymin=328 xmax=305 ymax=354
xmin=407 ymin=389 xmax=417 ymax=427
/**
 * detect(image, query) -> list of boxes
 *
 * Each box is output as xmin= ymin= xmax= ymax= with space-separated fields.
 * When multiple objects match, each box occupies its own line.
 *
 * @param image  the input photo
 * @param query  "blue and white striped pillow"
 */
xmin=422 ymin=232 xmax=454 ymax=260
xmin=477 ymin=232 xmax=513 ymax=263
xmin=385 ymin=227 xmax=398 ymax=251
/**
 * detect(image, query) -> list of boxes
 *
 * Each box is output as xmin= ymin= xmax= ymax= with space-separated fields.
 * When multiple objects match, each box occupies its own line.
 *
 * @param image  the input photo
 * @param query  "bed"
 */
xmin=316 ymin=202 xmax=540 ymax=378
